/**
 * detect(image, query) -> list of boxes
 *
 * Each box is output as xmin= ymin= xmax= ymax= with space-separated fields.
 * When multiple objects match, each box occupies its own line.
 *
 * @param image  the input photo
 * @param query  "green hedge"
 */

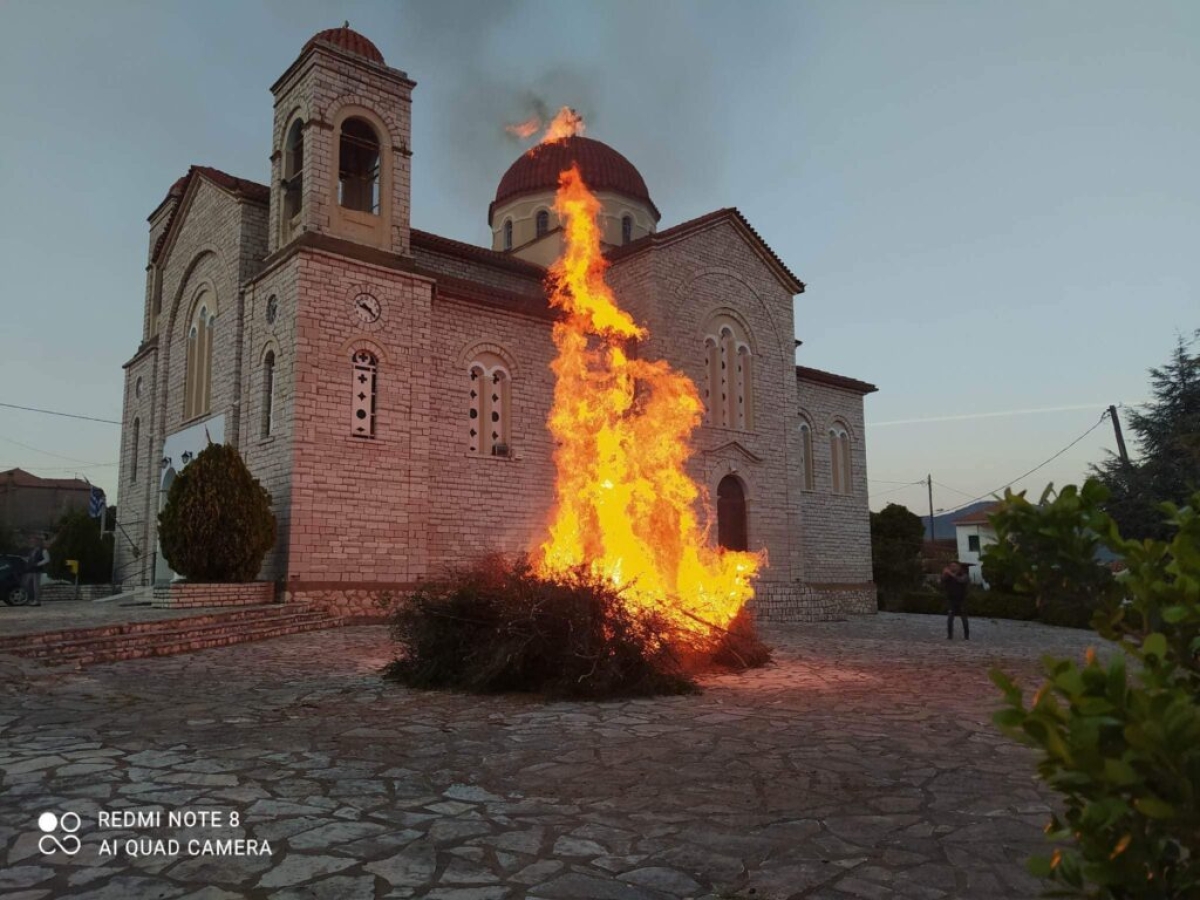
xmin=885 ymin=588 xmax=1092 ymax=629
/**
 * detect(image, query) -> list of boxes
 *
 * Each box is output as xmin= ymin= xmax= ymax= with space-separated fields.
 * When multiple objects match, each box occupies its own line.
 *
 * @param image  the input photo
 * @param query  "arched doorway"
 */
xmin=717 ymin=475 xmax=748 ymax=552
xmin=155 ymin=468 xmax=177 ymax=584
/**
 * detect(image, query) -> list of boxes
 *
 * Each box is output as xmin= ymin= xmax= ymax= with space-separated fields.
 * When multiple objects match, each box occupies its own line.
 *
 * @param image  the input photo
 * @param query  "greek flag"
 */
xmin=88 ymin=485 xmax=106 ymax=520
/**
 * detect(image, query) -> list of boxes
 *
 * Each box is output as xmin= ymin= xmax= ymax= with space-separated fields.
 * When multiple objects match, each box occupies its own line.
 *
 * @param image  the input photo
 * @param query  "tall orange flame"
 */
xmin=536 ymin=165 xmax=760 ymax=631
xmin=504 ymin=107 xmax=586 ymax=147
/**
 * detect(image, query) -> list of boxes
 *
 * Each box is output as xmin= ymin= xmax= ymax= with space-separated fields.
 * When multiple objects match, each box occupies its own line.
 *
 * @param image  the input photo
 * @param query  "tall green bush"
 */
xmin=982 ymin=481 xmax=1118 ymax=620
xmin=991 ymin=484 xmax=1200 ymax=898
xmin=48 ymin=509 xmax=113 ymax=584
xmin=870 ymin=503 xmax=925 ymax=601
xmin=158 ymin=443 xmax=275 ymax=582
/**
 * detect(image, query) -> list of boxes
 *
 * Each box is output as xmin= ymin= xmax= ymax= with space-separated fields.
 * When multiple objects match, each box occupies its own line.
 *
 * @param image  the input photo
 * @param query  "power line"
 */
xmin=872 ymin=482 xmax=925 ymax=498
xmin=937 ymin=411 xmax=1111 ymax=516
xmin=933 ymin=480 xmax=978 ymax=500
xmin=0 ymin=434 xmax=112 ymax=466
xmin=0 ymin=401 xmax=120 ymax=425
xmin=869 ymin=478 xmax=925 ymax=486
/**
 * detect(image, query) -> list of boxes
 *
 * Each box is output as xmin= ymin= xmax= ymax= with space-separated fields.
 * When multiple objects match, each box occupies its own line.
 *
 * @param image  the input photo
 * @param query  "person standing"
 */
xmin=941 ymin=561 xmax=970 ymax=640
xmin=22 ymin=534 xmax=50 ymax=607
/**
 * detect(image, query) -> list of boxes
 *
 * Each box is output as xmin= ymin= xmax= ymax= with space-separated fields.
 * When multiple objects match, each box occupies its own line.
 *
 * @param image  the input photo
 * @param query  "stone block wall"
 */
xmin=40 ymin=584 xmax=118 ymax=603
xmin=152 ymin=581 xmax=275 ymax=609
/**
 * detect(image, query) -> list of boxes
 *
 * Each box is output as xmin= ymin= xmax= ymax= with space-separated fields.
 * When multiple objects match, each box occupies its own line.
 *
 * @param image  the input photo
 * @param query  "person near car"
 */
xmin=22 ymin=534 xmax=50 ymax=607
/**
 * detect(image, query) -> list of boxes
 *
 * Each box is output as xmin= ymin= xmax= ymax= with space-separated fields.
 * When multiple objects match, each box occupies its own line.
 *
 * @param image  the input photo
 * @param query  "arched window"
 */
xmin=621 ymin=214 xmax=633 ymax=245
xmin=184 ymin=296 xmax=216 ymax=420
xmin=798 ymin=420 xmax=814 ymax=490
xmin=467 ymin=352 xmax=512 ymax=456
xmin=282 ymin=119 xmax=304 ymax=222
xmin=262 ymin=350 xmax=276 ymax=438
xmin=351 ymin=350 xmax=378 ymax=438
xmin=535 ymin=209 xmax=550 ymax=238
xmin=717 ymin=475 xmax=748 ymax=551
xmin=702 ymin=315 xmax=754 ymax=430
xmin=503 ymin=219 xmax=513 ymax=251
xmin=339 ymin=118 xmax=380 ymax=214
xmin=130 ymin=418 xmax=140 ymax=482
xmin=830 ymin=424 xmax=852 ymax=495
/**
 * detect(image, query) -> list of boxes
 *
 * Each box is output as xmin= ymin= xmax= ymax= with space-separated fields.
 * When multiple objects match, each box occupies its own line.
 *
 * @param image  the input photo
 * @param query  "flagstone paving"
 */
xmin=0 ymin=612 xmax=1101 ymax=899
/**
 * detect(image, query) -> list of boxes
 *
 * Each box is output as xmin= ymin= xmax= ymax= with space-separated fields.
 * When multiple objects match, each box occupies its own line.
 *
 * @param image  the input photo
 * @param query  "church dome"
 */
xmin=303 ymin=24 xmax=385 ymax=65
xmin=490 ymin=137 xmax=659 ymax=225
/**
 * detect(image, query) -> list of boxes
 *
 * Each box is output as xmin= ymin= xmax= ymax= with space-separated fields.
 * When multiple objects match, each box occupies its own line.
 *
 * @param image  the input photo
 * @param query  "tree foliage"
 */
xmin=870 ymin=503 xmax=925 ymax=598
xmin=158 ymin=443 xmax=276 ymax=582
xmin=991 ymin=482 xmax=1200 ymax=898
xmin=981 ymin=481 xmax=1118 ymax=618
xmin=48 ymin=509 xmax=113 ymax=584
xmin=1092 ymin=332 xmax=1200 ymax=540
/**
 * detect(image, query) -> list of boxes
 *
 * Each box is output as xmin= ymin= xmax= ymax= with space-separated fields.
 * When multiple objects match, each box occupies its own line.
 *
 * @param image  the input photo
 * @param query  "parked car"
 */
xmin=1 ymin=554 xmax=30 ymax=606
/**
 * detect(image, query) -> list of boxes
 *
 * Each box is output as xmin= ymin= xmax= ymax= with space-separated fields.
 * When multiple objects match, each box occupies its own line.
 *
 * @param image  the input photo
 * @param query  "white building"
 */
xmin=952 ymin=501 xmax=1000 ymax=586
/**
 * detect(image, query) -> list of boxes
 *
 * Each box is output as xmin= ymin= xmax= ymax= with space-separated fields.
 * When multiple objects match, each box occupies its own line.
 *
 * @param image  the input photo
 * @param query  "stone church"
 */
xmin=115 ymin=25 xmax=878 ymax=620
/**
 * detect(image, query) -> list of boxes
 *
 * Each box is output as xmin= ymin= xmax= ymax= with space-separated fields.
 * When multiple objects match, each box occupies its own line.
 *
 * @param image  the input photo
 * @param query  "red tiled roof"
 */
xmin=491 ymin=137 xmax=658 ymax=225
xmin=151 ymin=167 xmax=269 ymax=264
xmin=303 ymin=25 xmax=384 ymax=64
xmin=796 ymin=365 xmax=878 ymax=396
xmin=607 ymin=207 xmax=805 ymax=295
xmin=0 ymin=468 xmax=91 ymax=491
xmin=953 ymin=501 xmax=1002 ymax=527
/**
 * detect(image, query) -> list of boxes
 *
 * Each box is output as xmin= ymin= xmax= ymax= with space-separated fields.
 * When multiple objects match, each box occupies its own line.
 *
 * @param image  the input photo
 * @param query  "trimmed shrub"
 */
xmin=385 ymin=555 xmax=771 ymax=699
xmin=158 ymin=443 xmax=275 ymax=582
xmin=888 ymin=587 xmax=1093 ymax=629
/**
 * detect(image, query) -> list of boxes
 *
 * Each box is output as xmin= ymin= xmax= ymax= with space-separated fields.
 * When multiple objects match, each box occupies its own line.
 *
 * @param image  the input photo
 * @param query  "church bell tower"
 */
xmin=268 ymin=23 xmax=415 ymax=257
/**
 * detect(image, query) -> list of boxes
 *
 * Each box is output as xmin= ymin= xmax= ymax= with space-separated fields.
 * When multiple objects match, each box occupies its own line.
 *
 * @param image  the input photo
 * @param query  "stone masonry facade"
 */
xmin=114 ymin=26 xmax=878 ymax=622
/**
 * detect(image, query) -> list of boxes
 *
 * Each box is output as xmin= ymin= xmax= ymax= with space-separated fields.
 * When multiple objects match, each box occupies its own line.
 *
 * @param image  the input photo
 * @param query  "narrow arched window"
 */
xmin=339 ymin=118 xmax=380 ymax=214
xmin=535 ymin=209 xmax=549 ymax=238
xmin=717 ymin=475 xmax=748 ymax=551
xmin=621 ymin=214 xmax=633 ymax=244
xmin=467 ymin=353 xmax=512 ymax=456
xmin=830 ymin=425 xmax=852 ymax=494
xmin=799 ymin=421 xmax=814 ymax=490
xmin=262 ymin=350 xmax=276 ymax=438
xmin=283 ymin=119 xmax=304 ymax=222
xmin=351 ymin=350 xmax=378 ymax=438
xmin=703 ymin=315 xmax=754 ymax=431
xmin=184 ymin=297 xmax=216 ymax=420
xmin=503 ymin=219 xmax=513 ymax=251
xmin=130 ymin=418 xmax=140 ymax=482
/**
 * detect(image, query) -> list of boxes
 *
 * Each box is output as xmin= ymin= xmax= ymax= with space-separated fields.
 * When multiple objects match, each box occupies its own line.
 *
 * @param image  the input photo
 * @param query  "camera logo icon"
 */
xmin=38 ymin=811 xmax=82 ymax=856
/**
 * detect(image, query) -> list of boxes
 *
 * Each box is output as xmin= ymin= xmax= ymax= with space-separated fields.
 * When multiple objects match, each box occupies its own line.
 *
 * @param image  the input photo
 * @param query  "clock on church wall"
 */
xmin=350 ymin=291 xmax=384 ymax=332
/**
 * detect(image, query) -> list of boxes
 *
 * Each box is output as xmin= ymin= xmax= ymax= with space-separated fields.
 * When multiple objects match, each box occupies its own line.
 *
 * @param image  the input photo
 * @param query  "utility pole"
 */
xmin=1108 ymin=405 xmax=1131 ymax=467
xmin=927 ymin=474 xmax=935 ymax=541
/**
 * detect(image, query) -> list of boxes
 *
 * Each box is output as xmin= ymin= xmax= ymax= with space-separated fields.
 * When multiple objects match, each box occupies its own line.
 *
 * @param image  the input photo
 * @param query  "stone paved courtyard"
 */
xmin=0 ymin=612 xmax=1100 ymax=899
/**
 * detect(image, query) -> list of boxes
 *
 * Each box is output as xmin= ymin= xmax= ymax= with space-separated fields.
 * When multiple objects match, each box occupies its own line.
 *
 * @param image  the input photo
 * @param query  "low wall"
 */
xmin=152 ymin=581 xmax=276 ymax=609
xmin=282 ymin=582 xmax=410 ymax=623
xmin=41 ymin=583 xmax=118 ymax=603
xmin=752 ymin=581 xmax=877 ymax=622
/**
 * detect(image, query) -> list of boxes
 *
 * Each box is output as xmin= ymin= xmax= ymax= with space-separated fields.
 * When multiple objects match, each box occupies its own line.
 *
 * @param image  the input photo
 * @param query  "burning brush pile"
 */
xmin=387 ymin=110 xmax=770 ymax=699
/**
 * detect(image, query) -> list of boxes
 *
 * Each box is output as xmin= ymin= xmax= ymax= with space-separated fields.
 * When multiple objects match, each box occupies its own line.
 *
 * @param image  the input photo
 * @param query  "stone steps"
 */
xmin=1 ymin=606 xmax=345 ymax=667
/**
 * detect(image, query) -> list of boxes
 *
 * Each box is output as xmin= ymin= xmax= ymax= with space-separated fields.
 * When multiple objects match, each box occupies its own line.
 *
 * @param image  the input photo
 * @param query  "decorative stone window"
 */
xmin=184 ymin=295 xmax=216 ymax=420
xmin=135 ymin=376 xmax=143 ymax=398
xmin=503 ymin=219 xmax=513 ymax=251
xmin=130 ymin=418 xmax=140 ymax=483
xmin=351 ymin=350 xmax=378 ymax=438
xmin=535 ymin=209 xmax=550 ymax=238
xmin=467 ymin=353 xmax=512 ymax=456
xmin=339 ymin=118 xmax=381 ymax=214
xmin=830 ymin=424 xmax=852 ymax=495
xmin=282 ymin=119 xmax=304 ymax=224
xmin=261 ymin=350 xmax=276 ymax=438
xmin=703 ymin=315 xmax=754 ymax=431
xmin=798 ymin=420 xmax=815 ymax=490
xmin=621 ymin=214 xmax=633 ymax=245
xmin=717 ymin=475 xmax=748 ymax=551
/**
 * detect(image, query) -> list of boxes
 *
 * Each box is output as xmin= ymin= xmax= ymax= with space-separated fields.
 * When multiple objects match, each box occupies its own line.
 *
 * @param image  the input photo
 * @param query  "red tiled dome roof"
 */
xmin=491 ymin=137 xmax=658 ymax=224
xmin=303 ymin=25 xmax=384 ymax=65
